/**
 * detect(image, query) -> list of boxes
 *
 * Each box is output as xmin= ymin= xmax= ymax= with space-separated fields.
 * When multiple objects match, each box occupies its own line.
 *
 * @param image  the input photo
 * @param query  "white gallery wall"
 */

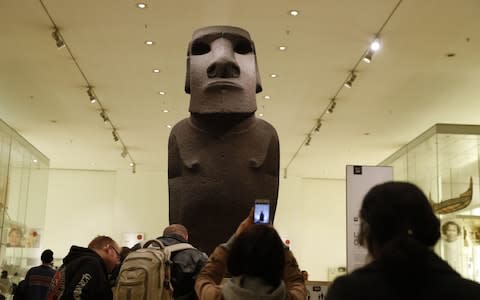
xmin=43 ymin=169 xmax=117 ymax=256
xmin=43 ymin=169 xmax=346 ymax=281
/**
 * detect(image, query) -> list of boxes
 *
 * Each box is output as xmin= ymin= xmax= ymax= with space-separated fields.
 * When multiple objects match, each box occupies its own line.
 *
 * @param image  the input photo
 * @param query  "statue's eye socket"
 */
xmin=191 ymin=42 xmax=210 ymax=55
xmin=235 ymin=41 xmax=253 ymax=54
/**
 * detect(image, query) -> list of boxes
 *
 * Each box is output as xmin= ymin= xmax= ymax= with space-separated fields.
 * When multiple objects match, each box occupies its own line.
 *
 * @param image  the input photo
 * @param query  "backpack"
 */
xmin=114 ymin=239 xmax=193 ymax=300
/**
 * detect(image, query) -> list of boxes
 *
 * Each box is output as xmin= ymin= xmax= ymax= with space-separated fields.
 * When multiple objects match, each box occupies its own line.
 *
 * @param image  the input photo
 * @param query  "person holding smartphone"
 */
xmin=195 ymin=209 xmax=306 ymax=299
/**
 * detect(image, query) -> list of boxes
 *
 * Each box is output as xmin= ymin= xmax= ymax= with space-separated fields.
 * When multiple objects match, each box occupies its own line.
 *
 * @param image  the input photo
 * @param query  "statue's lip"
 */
xmin=207 ymin=81 xmax=241 ymax=89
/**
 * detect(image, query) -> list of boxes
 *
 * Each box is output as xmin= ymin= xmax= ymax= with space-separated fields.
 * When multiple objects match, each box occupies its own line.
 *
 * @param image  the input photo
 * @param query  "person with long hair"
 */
xmin=195 ymin=210 xmax=306 ymax=299
xmin=326 ymin=181 xmax=480 ymax=300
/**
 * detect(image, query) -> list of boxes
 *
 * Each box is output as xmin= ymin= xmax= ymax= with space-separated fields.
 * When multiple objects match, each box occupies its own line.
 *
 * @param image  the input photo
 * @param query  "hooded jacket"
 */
xmin=46 ymin=246 xmax=112 ymax=300
xmin=221 ymin=276 xmax=288 ymax=300
xmin=195 ymin=243 xmax=306 ymax=300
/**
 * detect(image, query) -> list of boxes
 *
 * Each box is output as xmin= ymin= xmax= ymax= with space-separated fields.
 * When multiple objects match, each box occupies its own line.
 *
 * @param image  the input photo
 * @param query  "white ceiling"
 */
xmin=1 ymin=0 xmax=479 ymax=179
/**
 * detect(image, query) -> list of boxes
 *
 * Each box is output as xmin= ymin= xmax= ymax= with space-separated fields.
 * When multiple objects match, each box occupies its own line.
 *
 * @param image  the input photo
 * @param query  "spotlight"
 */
xmin=363 ymin=49 xmax=373 ymax=63
xmin=99 ymin=110 xmax=109 ymax=123
xmin=314 ymin=120 xmax=322 ymax=132
xmin=289 ymin=10 xmax=299 ymax=16
xmin=162 ymin=101 xmax=169 ymax=113
xmin=344 ymin=72 xmax=357 ymax=88
xmin=327 ymin=100 xmax=336 ymax=114
xmin=51 ymin=28 xmax=65 ymax=49
xmin=370 ymin=38 xmax=381 ymax=51
xmin=121 ymin=147 xmax=128 ymax=158
xmin=305 ymin=134 xmax=312 ymax=146
xmin=87 ymin=87 xmax=96 ymax=103
xmin=130 ymin=162 xmax=136 ymax=174
xmin=112 ymin=130 xmax=119 ymax=142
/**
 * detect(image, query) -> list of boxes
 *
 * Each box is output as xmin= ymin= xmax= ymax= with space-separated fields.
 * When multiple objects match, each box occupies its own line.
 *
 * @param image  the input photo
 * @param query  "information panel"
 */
xmin=346 ymin=165 xmax=393 ymax=273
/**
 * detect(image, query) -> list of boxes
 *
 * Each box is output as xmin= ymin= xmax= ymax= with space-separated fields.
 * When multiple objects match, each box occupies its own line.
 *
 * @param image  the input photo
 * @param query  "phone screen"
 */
xmin=254 ymin=201 xmax=270 ymax=224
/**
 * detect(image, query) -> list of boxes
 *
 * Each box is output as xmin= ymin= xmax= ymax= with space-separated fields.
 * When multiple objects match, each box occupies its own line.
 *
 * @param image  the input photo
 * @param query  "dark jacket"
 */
xmin=46 ymin=246 xmax=112 ymax=300
xmin=22 ymin=264 xmax=55 ymax=300
xmin=158 ymin=234 xmax=208 ymax=300
xmin=326 ymin=251 xmax=480 ymax=300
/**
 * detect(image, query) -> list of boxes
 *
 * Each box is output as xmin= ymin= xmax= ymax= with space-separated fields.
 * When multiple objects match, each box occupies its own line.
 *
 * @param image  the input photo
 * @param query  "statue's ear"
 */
xmin=255 ymin=64 xmax=262 ymax=93
xmin=185 ymin=43 xmax=191 ymax=94
xmin=184 ymin=56 xmax=191 ymax=94
xmin=253 ymin=46 xmax=262 ymax=93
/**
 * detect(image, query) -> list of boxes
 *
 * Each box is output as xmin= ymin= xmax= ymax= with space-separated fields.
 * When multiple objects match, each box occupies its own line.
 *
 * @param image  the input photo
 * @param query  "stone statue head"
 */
xmin=185 ymin=26 xmax=262 ymax=114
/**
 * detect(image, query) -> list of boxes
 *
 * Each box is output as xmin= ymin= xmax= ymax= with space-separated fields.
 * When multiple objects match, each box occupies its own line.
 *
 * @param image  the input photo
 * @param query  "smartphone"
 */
xmin=253 ymin=199 xmax=271 ymax=224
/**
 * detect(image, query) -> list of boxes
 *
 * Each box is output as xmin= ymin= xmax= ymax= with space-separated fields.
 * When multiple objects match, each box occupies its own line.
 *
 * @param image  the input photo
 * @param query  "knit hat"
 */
xmin=41 ymin=249 xmax=54 ymax=263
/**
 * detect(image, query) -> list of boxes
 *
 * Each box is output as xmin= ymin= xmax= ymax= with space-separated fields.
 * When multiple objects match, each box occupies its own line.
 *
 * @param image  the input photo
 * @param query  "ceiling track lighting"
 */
xmin=112 ymin=129 xmax=119 ymax=142
xmin=305 ymin=134 xmax=312 ymax=146
xmin=370 ymin=37 xmax=381 ymax=52
xmin=363 ymin=49 xmax=374 ymax=63
xmin=121 ymin=147 xmax=128 ymax=158
xmin=100 ymin=110 xmax=109 ymax=123
xmin=283 ymin=0 xmax=402 ymax=180
xmin=51 ymin=28 xmax=65 ymax=49
xmin=87 ymin=87 xmax=97 ymax=103
xmin=41 ymin=2 xmax=137 ymax=174
xmin=314 ymin=120 xmax=322 ymax=132
xmin=327 ymin=100 xmax=337 ymax=114
xmin=344 ymin=72 xmax=357 ymax=88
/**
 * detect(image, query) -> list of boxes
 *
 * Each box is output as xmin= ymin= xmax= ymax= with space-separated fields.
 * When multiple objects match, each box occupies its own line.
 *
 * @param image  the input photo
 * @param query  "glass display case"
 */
xmin=381 ymin=123 xmax=480 ymax=282
xmin=0 ymin=118 xmax=49 ymax=291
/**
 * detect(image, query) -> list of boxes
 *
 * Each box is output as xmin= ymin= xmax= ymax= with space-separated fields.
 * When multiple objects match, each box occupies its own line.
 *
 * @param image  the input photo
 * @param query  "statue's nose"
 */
xmin=207 ymin=38 xmax=240 ymax=78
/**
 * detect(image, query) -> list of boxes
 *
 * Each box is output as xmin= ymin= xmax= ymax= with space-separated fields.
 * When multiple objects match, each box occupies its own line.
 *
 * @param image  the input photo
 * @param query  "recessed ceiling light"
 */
xmin=163 ymin=109 xmax=169 ymax=113
xmin=259 ymin=113 xmax=264 ymax=117
xmin=270 ymin=74 xmax=278 ymax=78
xmin=279 ymin=46 xmax=287 ymax=51
xmin=167 ymin=125 xmax=172 ymax=129
xmin=289 ymin=10 xmax=299 ymax=16
xmin=159 ymin=91 xmax=166 ymax=95
xmin=33 ymin=159 xmax=38 ymax=163
xmin=153 ymin=69 xmax=160 ymax=73
xmin=145 ymin=40 xmax=154 ymax=46
xmin=137 ymin=3 xmax=147 ymax=9
xmin=264 ymin=95 xmax=271 ymax=100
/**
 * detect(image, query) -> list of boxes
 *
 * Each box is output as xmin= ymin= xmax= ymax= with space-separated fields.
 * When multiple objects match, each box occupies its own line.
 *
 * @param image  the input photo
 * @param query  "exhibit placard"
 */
xmin=346 ymin=165 xmax=393 ymax=273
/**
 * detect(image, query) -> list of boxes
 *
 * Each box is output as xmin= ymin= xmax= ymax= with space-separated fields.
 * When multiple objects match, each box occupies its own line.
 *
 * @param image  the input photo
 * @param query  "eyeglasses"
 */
xmin=109 ymin=245 xmax=120 ymax=259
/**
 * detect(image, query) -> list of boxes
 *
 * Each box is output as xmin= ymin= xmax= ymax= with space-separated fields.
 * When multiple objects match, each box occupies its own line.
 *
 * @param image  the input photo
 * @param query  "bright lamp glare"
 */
xmin=370 ymin=40 xmax=381 ymax=51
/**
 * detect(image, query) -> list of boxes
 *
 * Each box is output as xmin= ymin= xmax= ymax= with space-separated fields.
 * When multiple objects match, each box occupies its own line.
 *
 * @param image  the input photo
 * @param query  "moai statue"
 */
xmin=168 ymin=26 xmax=279 ymax=254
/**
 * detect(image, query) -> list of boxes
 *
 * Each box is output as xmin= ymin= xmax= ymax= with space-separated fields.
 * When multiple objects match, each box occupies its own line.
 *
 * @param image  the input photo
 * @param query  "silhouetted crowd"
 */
xmin=4 ymin=181 xmax=480 ymax=299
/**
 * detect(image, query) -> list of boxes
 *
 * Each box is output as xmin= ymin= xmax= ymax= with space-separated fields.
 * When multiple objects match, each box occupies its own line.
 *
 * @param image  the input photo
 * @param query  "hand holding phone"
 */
xmin=254 ymin=199 xmax=271 ymax=224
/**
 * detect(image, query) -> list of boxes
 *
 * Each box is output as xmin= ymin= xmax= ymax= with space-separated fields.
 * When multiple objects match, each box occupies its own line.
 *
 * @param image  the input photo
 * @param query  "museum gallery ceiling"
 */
xmin=0 ymin=0 xmax=479 ymax=179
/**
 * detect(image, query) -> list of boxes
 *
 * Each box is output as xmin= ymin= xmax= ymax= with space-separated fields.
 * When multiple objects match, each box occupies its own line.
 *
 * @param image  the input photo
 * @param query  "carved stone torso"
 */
xmin=168 ymin=116 xmax=279 ymax=254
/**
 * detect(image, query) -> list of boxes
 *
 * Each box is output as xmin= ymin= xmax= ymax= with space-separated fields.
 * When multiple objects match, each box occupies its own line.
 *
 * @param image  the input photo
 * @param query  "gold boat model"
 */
xmin=432 ymin=177 xmax=473 ymax=214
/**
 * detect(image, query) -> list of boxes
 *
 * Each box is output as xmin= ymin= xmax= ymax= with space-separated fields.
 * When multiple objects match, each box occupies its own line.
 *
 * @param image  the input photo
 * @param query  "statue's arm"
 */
xmin=265 ymin=130 xmax=280 ymax=177
xmin=168 ymin=131 xmax=182 ymax=224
